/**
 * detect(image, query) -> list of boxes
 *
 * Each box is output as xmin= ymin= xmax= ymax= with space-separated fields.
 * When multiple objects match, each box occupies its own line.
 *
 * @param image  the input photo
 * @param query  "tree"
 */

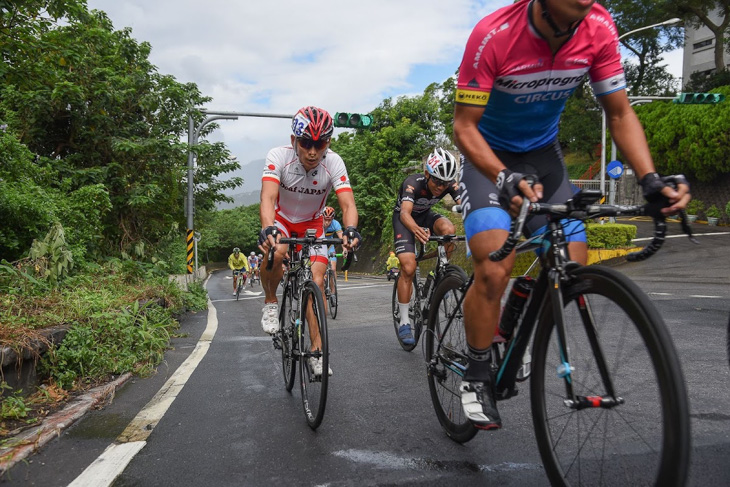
xmin=1 ymin=3 xmax=241 ymax=259
xmin=602 ymin=0 xmax=683 ymax=95
xmin=665 ymin=0 xmax=730 ymax=74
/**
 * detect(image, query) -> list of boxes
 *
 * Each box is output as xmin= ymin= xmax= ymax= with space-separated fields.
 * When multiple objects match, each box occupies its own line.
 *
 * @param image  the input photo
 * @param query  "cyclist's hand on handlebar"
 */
xmin=343 ymin=226 xmax=361 ymax=251
xmin=414 ymin=226 xmax=430 ymax=244
xmin=640 ymin=173 xmax=691 ymax=218
xmin=496 ymin=169 xmax=542 ymax=216
xmin=257 ymin=225 xmax=280 ymax=253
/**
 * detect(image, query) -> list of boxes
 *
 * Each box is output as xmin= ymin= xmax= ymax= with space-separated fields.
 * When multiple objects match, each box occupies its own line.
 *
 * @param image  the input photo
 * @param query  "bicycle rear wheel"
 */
xmin=531 ymin=266 xmax=690 ymax=487
xmin=299 ymin=280 xmax=329 ymax=429
xmin=279 ymin=283 xmax=296 ymax=392
xmin=328 ymin=270 xmax=338 ymax=319
xmin=425 ymin=270 xmax=477 ymax=443
xmin=392 ymin=273 xmax=419 ymax=352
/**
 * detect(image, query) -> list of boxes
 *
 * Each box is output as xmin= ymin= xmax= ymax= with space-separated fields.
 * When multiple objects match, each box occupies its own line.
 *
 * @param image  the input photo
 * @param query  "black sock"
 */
xmin=464 ymin=345 xmax=492 ymax=382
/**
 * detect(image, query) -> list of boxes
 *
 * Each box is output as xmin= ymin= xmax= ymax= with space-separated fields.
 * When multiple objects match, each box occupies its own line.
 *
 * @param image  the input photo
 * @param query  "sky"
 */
xmin=85 ymin=0 xmax=684 ymax=194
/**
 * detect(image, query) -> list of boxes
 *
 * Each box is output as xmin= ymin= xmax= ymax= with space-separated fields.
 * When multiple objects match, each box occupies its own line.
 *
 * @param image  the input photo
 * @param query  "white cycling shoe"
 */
xmin=261 ymin=303 xmax=280 ymax=335
xmin=308 ymin=357 xmax=333 ymax=378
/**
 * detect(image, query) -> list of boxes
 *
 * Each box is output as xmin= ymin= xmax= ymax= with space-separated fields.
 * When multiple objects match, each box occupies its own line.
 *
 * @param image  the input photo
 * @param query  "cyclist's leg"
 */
xmin=232 ymin=269 xmax=238 ymax=293
xmin=431 ymin=213 xmax=457 ymax=257
xmin=260 ymin=220 xmax=291 ymax=334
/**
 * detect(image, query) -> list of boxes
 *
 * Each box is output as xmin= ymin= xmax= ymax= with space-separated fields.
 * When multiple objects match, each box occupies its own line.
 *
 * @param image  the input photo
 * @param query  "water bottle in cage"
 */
xmin=498 ymin=276 xmax=535 ymax=340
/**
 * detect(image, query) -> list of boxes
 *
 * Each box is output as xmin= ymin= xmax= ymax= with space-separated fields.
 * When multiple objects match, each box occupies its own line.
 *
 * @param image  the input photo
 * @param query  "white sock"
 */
xmin=398 ymin=302 xmax=410 ymax=326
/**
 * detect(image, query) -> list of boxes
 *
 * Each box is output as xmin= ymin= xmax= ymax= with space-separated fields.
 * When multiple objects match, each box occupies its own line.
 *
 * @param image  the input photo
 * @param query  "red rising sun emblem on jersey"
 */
xmin=313 ymin=181 xmax=318 ymax=185
xmin=420 ymin=190 xmax=428 ymax=196
xmin=340 ymin=176 xmax=347 ymax=182
xmin=397 ymin=234 xmax=402 ymax=238
xmin=268 ymin=164 xmax=275 ymax=170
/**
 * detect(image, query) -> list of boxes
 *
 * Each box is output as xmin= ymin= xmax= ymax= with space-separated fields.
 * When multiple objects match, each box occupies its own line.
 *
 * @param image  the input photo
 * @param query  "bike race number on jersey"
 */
xmin=262 ymin=146 xmax=353 ymax=223
xmin=456 ymin=0 xmax=625 ymax=153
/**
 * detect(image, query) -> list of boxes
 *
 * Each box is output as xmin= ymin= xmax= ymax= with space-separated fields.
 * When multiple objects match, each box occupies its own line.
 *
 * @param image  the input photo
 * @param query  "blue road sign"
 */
xmin=607 ymin=160 xmax=624 ymax=179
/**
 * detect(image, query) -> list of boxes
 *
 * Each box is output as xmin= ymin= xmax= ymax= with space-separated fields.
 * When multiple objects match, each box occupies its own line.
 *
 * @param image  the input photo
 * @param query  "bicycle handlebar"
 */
xmin=489 ymin=192 xmax=698 ymax=262
xmin=416 ymin=234 xmax=466 ymax=260
xmin=265 ymin=236 xmax=356 ymax=271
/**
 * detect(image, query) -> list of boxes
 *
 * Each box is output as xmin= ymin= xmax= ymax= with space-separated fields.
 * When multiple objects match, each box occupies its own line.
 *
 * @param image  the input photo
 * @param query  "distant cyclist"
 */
xmin=393 ymin=147 xmax=461 ymax=346
xmin=248 ymin=251 xmax=259 ymax=281
xmin=228 ymin=247 xmax=250 ymax=295
xmin=323 ymin=206 xmax=343 ymax=294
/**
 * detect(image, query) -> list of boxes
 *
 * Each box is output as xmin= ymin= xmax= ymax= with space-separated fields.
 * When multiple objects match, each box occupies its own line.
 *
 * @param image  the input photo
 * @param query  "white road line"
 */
xmin=633 ymin=231 xmax=730 ymax=242
xmin=647 ymin=292 xmax=723 ymax=299
xmin=68 ymin=277 xmax=219 ymax=487
xmin=688 ymin=295 xmax=723 ymax=299
xmin=648 ymin=292 xmax=673 ymax=296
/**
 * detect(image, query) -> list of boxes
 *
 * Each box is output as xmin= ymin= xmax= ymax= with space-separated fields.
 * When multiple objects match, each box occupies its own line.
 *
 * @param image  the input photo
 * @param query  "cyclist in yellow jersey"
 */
xmin=228 ymin=247 xmax=250 ymax=295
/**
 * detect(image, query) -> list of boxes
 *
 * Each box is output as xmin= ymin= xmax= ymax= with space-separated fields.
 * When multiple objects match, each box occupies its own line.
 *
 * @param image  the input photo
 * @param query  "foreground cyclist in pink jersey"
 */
xmin=258 ymin=106 xmax=361 ymax=377
xmin=453 ymin=0 xmax=690 ymax=430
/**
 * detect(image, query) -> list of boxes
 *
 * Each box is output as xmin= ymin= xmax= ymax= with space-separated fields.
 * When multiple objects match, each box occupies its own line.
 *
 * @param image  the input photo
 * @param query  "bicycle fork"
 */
xmin=549 ymin=271 xmax=623 ymax=410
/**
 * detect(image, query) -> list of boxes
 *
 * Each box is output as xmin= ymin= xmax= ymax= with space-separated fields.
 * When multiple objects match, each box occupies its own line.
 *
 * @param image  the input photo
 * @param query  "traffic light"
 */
xmin=672 ymin=92 xmax=725 ymax=104
xmin=334 ymin=112 xmax=373 ymax=128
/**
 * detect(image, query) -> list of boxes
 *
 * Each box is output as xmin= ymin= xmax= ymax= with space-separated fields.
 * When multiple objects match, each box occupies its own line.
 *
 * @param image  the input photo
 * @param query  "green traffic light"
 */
xmin=673 ymin=92 xmax=725 ymax=104
xmin=334 ymin=112 xmax=374 ymax=128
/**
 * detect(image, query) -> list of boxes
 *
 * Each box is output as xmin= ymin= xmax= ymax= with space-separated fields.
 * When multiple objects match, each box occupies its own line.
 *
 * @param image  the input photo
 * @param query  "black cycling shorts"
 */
xmin=460 ymin=139 xmax=584 ymax=244
xmin=392 ymin=210 xmax=446 ymax=255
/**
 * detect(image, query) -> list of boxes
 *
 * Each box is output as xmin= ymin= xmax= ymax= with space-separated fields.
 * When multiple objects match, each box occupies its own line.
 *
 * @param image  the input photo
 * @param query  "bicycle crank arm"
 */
xmin=564 ymin=395 xmax=625 ymax=410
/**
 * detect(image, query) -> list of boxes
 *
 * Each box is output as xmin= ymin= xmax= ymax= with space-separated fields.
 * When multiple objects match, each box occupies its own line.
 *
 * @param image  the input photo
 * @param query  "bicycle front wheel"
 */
xmin=299 ymin=280 xmax=329 ymax=429
xmin=425 ymin=270 xmax=477 ymax=444
xmin=328 ymin=270 xmax=338 ymax=319
xmin=531 ymin=266 xmax=690 ymax=487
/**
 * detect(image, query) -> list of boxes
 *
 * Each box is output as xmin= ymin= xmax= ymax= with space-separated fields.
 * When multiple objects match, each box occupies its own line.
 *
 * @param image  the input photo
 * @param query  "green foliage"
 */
xmin=585 ymin=223 xmax=637 ymax=249
xmin=725 ymin=200 xmax=730 ymax=219
xmin=196 ymin=204 xmax=261 ymax=262
xmin=181 ymin=281 xmax=209 ymax=311
xmin=635 ymin=86 xmax=730 ymax=182
xmin=686 ymin=198 xmax=704 ymax=216
xmin=705 ymin=204 xmax=721 ymax=218
xmin=28 ymin=222 xmax=74 ymax=287
xmin=330 ymin=81 xmax=454 ymax=243
xmin=40 ymin=300 xmax=177 ymax=389
xmin=0 ymin=383 xmax=30 ymax=421
xmin=686 ymin=70 xmax=730 ymax=93
xmin=559 ymin=80 xmax=602 ymax=159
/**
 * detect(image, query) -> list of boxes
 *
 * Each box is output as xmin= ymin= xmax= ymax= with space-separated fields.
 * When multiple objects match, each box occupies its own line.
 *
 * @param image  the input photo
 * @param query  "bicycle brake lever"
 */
xmin=678 ymin=210 xmax=699 ymax=245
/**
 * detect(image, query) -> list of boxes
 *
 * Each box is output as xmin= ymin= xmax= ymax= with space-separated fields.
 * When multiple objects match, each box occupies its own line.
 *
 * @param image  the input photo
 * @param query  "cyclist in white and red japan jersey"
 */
xmin=257 ymin=106 xmax=361 ymax=369
xmin=262 ymin=145 xmax=352 ymax=224
xmin=452 ymin=0 xmax=690 ymax=431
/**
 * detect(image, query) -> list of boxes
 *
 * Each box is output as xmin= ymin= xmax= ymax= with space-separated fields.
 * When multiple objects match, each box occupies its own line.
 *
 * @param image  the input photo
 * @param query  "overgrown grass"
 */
xmin=0 ymin=258 xmax=209 ymax=433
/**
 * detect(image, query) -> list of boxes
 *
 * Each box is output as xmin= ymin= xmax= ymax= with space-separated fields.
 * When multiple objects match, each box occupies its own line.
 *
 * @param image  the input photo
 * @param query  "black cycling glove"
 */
xmin=344 ymin=226 xmax=362 ymax=248
xmin=495 ymin=169 xmax=537 ymax=208
xmin=639 ymin=173 xmax=689 ymax=218
xmin=258 ymin=226 xmax=279 ymax=246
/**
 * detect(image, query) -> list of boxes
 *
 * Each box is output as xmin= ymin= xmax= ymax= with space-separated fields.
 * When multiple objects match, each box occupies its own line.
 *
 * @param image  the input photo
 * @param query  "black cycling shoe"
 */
xmin=460 ymin=378 xmax=502 ymax=430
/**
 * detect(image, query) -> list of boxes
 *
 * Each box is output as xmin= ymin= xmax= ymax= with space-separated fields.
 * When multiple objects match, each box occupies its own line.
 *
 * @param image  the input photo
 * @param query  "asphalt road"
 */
xmin=3 ymin=219 xmax=730 ymax=486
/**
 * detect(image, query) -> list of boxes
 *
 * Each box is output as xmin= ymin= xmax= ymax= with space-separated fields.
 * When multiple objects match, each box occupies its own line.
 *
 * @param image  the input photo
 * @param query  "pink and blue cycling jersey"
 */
xmin=456 ymin=0 xmax=625 ymax=153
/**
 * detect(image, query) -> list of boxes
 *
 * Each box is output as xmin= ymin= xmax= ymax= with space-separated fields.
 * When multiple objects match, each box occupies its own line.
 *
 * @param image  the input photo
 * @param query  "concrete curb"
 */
xmin=0 ymin=373 xmax=132 ymax=475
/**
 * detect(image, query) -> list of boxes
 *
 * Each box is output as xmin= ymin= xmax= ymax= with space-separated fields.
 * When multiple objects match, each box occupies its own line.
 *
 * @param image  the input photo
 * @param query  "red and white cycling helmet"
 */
xmin=291 ymin=106 xmax=334 ymax=141
xmin=425 ymin=147 xmax=458 ymax=181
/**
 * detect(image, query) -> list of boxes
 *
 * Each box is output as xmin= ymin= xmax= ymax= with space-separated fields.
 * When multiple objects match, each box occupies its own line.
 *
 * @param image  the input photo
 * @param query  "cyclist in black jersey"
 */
xmin=393 ymin=148 xmax=461 ymax=345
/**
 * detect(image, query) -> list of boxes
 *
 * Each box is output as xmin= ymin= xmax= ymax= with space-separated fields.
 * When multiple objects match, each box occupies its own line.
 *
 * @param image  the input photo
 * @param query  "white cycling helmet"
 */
xmin=425 ymin=148 xmax=457 ymax=181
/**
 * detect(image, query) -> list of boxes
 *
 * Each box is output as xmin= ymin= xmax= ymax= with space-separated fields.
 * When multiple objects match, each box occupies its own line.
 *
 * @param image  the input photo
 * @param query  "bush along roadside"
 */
xmin=0 ymin=260 xmax=208 ymax=437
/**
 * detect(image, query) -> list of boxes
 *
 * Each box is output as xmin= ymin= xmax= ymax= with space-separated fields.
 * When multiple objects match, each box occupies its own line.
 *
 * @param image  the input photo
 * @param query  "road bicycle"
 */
xmin=426 ymin=188 xmax=692 ymax=486
xmin=233 ymin=269 xmax=246 ymax=300
xmin=391 ymin=234 xmax=466 ymax=352
xmin=266 ymin=229 xmax=353 ymax=429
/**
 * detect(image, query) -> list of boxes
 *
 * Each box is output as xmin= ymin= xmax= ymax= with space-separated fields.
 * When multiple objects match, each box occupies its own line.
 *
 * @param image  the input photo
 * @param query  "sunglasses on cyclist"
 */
xmin=430 ymin=176 xmax=453 ymax=187
xmin=297 ymin=137 xmax=329 ymax=151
